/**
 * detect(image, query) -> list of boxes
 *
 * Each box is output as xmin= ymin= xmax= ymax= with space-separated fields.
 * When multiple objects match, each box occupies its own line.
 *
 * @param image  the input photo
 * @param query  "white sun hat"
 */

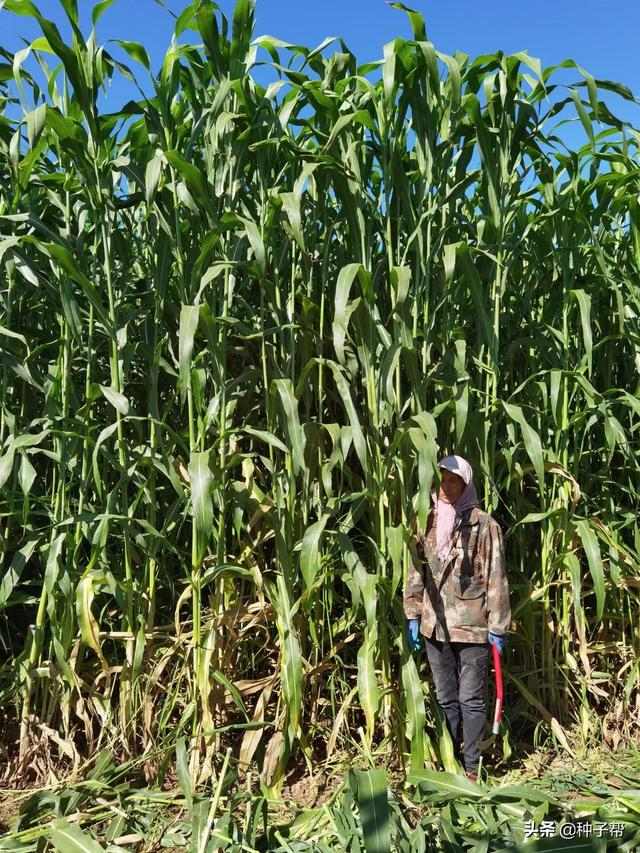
xmin=437 ymin=455 xmax=472 ymax=485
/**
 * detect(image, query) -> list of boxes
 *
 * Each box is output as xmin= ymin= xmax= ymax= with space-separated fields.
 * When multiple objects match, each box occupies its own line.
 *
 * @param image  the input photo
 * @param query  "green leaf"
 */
xmin=575 ymin=519 xmax=605 ymax=623
xmin=457 ymin=247 xmax=494 ymax=349
xmin=92 ymin=0 xmax=116 ymax=26
xmin=178 ymin=304 xmax=199 ymax=401
xmin=382 ymin=40 xmax=398 ymax=109
xmin=280 ymin=191 xmax=304 ymax=250
xmin=18 ymin=450 xmax=37 ymax=496
xmin=299 ymin=514 xmax=329 ymax=592
xmin=0 ymin=538 xmax=39 ymax=609
xmin=241 ymin=427 xmax=288 ymax=455
xmin=50 ymin=818 xmax=106 ymax=853
xmin=27 ymin=103 xmax=46 ymax=147
xmin=564 ymin=551 xmax=585 ymax=634
xmin=0 ymin=349 xmax=42 ymax=391
xmin=324 ymin=110 xmax=375 ymax=151
xmin=0 ymin=447 xmax=15 ymax=490
xmin=36 ymin=241 xmax=113 ymax=337
xmin=240 ymin=217 xmax=265 ymax=275
xmin=176 ymin=737 xmax=193 ymax=813
xmin=570 ymin=88 xmax=595 ymax=145
xmin=175 ymin=4 xmax=197 ymax=36
xmin=486 ymin=785 xmax=563 ymax=805
xmin=549 ymin=369 xmax=562 ymax=427
xmin=11 ymin=429 xmax=49 ymax=449
xmin=1 ymin=0 xmax=41 ymax=17
xmin=357 ymin=638 xmax=379 ymax=740
xmin=454 ymin=382 xmax=468 ymax=446
xmin=273 ymin=378 xmax=306 ymax=476
xmin=188 ymin=451 xmax=213 ymax=566
xmin=407 ymin=425 xmax=435 ymax=532
xmin=385 ymin=524 xmax=404 ymax=600
xmin=380 ymin=343 xmax=401 ymax=408
xmin=387 ymin=2 xmax=427 ymax=41
xmin=60 ymin=277 xmax=83 ymax=341
xmin=437 ymin=50 xmax=461 ymax=113
xmin=59 ymin=0 xmax=79 ymax=27
xmin=332 ymin=263 xmax=361 ymax=365
xmin=92 ymin=423 xmax=118 ymax=498
xmin=99 ymin=384 xmax=130 ymax=415
xmin=191 ymin=799 xmax=210 ymax=853
xmin=326 ymin=360 xmax=368 ymax=474
xmin=75 ymin=573 xmax=109 ymax=671
xmin=165 ymin=149 xmax=210 ymax=212
xmin=212 ymin=669 xmax=248 ymax=716
xmin=274 ymin=574 xmax=303 ymax=743
xmin=400 ymin=649 xmax=426 ymax=772
xmin=0 ymin=325 xmax=27 ymax=348
xmin=390 ymin=265 xmax=411 ymax=310
xmin=199 ymin=562 xmax=254 ymax=587
xmin=145 ymin=154 xmax=162 ymax=204
xmin=407 ymin=769 xmax=484 ymax=798
xmin=570 ymin=288 xmax=593 ymax=373
xmin=502 ymin=401 xmax=545 ymax=495
xmin=114 ymin=40 xmax=150 ymax=70
xmin=353 ymin=768 xmax=390 ymax=853
xmin=230 ymin=0 xmax=255 ymax=73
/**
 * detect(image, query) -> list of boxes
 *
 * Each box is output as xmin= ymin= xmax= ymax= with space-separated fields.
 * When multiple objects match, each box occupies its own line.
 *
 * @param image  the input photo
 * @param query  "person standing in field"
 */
xmin=403 ymin=455 xmax=511 ymax=780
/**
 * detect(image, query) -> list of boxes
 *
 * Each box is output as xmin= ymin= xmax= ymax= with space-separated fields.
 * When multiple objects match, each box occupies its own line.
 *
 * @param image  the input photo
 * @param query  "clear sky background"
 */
xmin=1 ymin=0 xmax=639 ymax=130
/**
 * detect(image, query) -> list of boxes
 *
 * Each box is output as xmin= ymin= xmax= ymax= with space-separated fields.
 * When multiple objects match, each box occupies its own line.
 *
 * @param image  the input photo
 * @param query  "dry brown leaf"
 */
xmin=173 ymin=456 xmax=190 ymax=486
xmin=327 ymin=685 xmax=358 ymax=757
xmin=261 ymin=731 xmax=285 ymax=786
xmin=239 ymin=680 xmax=275 ymax=771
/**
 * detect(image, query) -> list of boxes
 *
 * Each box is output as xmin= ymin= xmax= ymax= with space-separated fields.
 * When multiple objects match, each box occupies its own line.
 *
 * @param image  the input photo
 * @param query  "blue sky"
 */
xmin=1 ymin=0 xmax=639 ymax=130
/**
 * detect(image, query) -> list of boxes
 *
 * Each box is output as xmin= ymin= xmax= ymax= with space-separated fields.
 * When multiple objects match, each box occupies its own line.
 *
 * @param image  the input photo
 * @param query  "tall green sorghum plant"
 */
xmin=0 ymin=0 xmax=639 ymax=786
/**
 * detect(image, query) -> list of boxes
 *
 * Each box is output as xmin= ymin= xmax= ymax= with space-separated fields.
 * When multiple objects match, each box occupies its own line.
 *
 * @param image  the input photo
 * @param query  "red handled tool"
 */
xmin=478 ymin=643 xmax=503 ymax=750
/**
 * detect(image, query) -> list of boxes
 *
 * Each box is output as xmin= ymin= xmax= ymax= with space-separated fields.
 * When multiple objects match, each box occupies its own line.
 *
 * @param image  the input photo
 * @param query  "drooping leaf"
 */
xmin=575 ymin=519 xmax=605 ymax=624
xmin=273 ymin=378 xmax=306 ymax=476
xmin=0 ymin=539 xmax=39 ymax=609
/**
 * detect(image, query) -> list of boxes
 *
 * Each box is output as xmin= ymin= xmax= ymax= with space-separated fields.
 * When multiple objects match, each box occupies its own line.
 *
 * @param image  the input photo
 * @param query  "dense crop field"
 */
xmin=1 ymin=0 xmax=640 ymax=848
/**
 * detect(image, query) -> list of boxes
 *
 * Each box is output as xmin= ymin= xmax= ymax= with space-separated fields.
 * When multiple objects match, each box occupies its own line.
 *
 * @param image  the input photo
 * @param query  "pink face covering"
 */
xmin=433 ymin=456 xmax=479 ymax=561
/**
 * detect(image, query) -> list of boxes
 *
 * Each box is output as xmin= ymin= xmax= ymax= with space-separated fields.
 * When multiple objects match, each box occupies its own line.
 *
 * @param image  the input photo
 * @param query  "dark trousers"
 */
xmin=424 ymin=636 xmax=489 ymax=773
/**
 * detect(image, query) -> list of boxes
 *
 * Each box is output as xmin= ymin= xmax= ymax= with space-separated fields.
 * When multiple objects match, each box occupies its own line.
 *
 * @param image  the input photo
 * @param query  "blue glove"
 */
xmin=407 ymin=618 xmax=422 ymax=652
xmin=488 ymin=632 xmax=505 ymax=655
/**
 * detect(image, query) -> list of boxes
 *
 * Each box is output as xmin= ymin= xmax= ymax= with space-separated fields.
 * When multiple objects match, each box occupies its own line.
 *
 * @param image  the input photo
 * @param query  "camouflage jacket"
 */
xmin=403 ymin=506 xmax=511 ymax=643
